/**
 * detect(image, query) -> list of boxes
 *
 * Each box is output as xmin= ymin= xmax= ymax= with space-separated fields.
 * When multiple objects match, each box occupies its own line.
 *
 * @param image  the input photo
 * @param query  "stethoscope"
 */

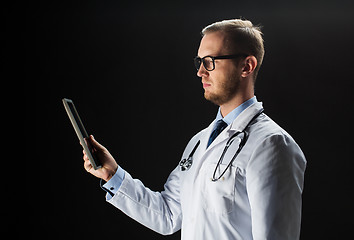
xmin=179 ymin=109 xmax=264 ymax=181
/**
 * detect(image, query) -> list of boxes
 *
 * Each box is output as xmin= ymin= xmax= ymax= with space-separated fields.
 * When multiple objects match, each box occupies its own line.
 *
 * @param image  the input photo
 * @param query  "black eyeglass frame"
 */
xmin=194 ymin=54 xmax=248 ymax=71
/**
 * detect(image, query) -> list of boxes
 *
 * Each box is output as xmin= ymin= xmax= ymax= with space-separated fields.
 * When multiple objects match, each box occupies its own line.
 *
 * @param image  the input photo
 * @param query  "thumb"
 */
xmin=88 ymin=135 xmax=105 ymax=150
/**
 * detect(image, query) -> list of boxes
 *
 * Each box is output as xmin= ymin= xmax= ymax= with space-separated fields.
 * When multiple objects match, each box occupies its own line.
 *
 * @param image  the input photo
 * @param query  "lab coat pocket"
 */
xmin=201 ymin=162 xmax=237 ymax=214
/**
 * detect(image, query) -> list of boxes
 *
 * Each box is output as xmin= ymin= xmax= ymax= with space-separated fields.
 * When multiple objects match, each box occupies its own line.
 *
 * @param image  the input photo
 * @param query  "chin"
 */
xmin=204 ymin=91 xmax=224 ymax=106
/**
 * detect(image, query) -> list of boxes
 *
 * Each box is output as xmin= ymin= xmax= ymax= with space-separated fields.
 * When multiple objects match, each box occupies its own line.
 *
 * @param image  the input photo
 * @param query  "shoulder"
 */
xmin=250 ymin=114 xmax=299 ymax=148
xmin=247 ymin=113 xmax=306 ymax=168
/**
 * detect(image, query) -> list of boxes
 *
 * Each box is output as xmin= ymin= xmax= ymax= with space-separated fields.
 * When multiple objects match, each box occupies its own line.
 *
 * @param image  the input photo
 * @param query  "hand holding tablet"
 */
xmin=62 ymin=98 xmax=102 ymax=170
xmin=62 ymin=98 xmax=118 ymax=181
xmin=82 ymin=135 xmax=118 ymax=181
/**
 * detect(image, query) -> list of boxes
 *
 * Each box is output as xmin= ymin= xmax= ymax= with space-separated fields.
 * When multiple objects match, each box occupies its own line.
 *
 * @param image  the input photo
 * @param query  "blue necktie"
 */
xmin=207 ymin=119 xmax=227 ymax=148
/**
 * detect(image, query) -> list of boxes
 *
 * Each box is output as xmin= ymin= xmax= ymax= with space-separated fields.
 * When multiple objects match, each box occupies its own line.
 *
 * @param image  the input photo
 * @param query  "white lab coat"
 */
xmin=107 ymin=102 xmax=306 ymax=240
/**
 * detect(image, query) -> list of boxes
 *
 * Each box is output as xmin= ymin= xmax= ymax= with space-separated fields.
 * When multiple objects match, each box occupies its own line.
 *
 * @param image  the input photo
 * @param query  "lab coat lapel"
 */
xmin=204 ymin=102 xmax=264 ymax=152
xmin=199 ymin=120 xmax=217 ymax=151
xmin=229 ymin=102 xmax=264 ymax=132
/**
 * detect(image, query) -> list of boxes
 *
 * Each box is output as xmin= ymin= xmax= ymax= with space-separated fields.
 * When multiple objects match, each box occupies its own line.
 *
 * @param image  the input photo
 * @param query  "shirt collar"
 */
xmin=215 ymin=96 xmax=258 ymax=126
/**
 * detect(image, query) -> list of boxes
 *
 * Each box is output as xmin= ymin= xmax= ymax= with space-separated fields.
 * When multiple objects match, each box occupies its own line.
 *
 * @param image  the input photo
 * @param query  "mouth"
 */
xmin=202 ymin=82 xmax=211 ymax=88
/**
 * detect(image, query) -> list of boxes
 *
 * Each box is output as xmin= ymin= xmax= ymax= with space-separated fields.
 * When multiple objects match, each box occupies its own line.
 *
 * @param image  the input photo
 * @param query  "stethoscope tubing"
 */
xmin=211 ymin=131 xmax=248 ymax=181
xmin=180 ymin=108 xmax=264 ymax=181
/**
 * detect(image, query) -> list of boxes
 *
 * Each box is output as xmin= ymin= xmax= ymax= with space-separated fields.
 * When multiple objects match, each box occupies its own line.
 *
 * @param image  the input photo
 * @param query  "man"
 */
xmin=83 ymin=19 xmax=306 ymax=239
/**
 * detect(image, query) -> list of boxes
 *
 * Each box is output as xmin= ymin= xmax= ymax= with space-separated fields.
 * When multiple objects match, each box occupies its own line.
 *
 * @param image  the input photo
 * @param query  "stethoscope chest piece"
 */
xmin=179 ymin=140 xmax=200 ymax=171
xmin=180 ymin=157 xmax=193 ymax=171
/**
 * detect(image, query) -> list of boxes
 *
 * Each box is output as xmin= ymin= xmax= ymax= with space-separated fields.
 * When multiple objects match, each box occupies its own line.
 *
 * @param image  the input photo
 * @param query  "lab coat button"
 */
xmin=110 ymin=187 xmax=114 ymax=190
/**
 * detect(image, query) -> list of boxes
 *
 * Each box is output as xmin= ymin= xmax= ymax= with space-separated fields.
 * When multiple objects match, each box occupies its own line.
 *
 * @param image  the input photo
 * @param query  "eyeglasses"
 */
xmin=194 ymin=54 xmax=248 ymax=71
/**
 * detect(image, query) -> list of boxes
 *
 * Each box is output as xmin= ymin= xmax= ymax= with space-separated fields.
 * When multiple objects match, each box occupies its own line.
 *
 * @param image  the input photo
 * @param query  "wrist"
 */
xmin=104 ymin=166 xmax=118 ymax=182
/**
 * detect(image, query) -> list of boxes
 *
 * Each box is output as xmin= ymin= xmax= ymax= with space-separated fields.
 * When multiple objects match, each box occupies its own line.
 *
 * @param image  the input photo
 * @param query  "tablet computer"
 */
xmin=62 ymin=98 xmax=102 ymax=170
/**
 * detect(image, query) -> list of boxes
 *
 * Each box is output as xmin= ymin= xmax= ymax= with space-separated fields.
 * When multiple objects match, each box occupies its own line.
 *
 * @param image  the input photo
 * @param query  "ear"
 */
xmin=241 ymin=56 xmax=257 ymax=78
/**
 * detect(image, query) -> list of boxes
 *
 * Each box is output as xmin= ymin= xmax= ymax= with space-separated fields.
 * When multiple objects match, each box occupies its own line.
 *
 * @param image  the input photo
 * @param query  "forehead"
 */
xmin=198 ymin=31 xmax=228 ymax=57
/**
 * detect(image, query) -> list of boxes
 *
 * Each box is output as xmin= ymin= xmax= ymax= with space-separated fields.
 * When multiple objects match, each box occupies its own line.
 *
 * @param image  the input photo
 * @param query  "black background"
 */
xmin=15 ymin=0 xmax=354 ymax=239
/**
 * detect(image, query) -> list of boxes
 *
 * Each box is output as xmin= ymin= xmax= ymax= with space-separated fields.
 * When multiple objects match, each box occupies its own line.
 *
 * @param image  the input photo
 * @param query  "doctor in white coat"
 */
xmin=83 ymin=19 xmax=306 ymax=240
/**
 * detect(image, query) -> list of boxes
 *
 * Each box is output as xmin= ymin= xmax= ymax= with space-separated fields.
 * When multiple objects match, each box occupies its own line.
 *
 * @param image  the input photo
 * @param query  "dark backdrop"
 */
xmin=17 ymin=0 xmax=354 ymax=239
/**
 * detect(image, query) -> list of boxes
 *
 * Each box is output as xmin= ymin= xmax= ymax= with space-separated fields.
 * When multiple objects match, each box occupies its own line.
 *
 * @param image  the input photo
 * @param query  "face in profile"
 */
xmin=197 ymin=32 xmax=244 ymax=106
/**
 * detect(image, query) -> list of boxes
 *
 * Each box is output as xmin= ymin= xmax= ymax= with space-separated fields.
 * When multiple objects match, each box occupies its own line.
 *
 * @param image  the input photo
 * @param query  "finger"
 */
xmin=84 ymin=159 xmax=92 ymax=172
xmin=83 ymin=149 xmax=89 ymax=161
xmin=79 ymin=140 xmax=85 ymax=149
xmin=83 ymin=149 xmax=87 ymax=155
xmin=88 ymin=135 xmax=105 ymax=151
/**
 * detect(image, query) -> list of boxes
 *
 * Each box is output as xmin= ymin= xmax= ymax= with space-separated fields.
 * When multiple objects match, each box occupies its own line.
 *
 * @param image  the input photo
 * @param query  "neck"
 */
xmin=219 ymin=92 xmax=254 ymax=117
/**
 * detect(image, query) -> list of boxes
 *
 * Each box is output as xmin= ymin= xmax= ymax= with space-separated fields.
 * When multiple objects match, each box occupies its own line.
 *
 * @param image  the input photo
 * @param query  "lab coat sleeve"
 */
xmin=246 ymin=134 xmax=306 ymax=240
xmin=106 ymin=165 xmax=182 ymax=235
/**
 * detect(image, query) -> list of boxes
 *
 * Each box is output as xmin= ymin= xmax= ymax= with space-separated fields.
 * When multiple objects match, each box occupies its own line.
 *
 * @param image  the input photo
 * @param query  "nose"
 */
xmin=197 ymin=64 xmax=209 ymax=78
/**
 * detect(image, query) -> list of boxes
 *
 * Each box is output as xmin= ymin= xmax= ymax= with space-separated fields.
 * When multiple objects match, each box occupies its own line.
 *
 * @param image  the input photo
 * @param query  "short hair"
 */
xmin=201 ymin=19 xmax=265 ymax=81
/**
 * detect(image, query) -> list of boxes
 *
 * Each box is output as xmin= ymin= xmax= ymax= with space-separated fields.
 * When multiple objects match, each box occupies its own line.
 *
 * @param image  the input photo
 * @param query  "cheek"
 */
xmin=209 ymin=71 xmax=229 ymax=89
